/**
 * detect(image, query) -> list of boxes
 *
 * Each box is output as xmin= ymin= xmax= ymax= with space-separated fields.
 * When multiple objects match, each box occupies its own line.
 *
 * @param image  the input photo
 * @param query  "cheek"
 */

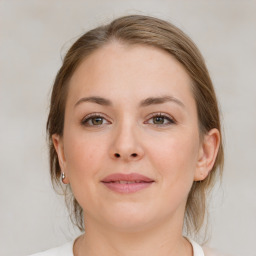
xmin=147 ymin=131 xmax=199 ymax=186
xmin=62 ymin=131 xmax=111 ymax=211
xmin=147 ymin=133 xmax=199 ymax=210
xmin=63 ymin=131 xmax=108 ymax=181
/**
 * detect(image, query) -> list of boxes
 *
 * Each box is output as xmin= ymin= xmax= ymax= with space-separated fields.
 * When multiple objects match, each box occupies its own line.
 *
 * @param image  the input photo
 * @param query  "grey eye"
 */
xmin=91 ymin=117 xmax=104 ymax=125
xmin=146 ymin=113 xmax=175 ymax=126
xmin=82 ymin=115 xmax=109 ymax=126
xmin=153 ymin=116 xmax=165 ymax=124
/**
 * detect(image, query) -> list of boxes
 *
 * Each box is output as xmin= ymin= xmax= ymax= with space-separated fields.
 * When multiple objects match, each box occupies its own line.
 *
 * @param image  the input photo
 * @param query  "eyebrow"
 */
xmin=140 ymin=96 xmax=185 ymax=108
xmin=74 ymin=95 xmax=185 ymax=108
xmin=75 ymin=96 xmax=112 ymax=107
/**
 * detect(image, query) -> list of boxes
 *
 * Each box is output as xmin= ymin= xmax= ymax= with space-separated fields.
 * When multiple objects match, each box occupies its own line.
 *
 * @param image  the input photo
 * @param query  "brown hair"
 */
xmin=47 ymin=15 xmax=224 ymax=239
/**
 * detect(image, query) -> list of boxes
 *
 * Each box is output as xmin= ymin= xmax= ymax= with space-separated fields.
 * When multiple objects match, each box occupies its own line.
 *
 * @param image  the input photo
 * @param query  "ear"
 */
xmin=194 ymin=128 xmax=220 ymax=181
xmin=52 ymin=134 xmax=69 ymax=184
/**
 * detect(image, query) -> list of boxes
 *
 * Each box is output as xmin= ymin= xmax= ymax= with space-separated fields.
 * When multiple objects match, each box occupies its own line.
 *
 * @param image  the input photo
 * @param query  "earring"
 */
xmin=61 ymin=172 xmax=65 ymax=180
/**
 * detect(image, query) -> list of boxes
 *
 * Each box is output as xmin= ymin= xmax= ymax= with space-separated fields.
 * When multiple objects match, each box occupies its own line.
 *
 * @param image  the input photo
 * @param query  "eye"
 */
xmin=146 ymin=113 xmax=175 ymax=126
xmin=81 ymin=114 xmax=110 ymax=127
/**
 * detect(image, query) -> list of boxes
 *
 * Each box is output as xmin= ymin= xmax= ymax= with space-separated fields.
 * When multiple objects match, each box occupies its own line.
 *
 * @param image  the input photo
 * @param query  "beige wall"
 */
xmin=0 ymin=1 xmax=255 ymax=255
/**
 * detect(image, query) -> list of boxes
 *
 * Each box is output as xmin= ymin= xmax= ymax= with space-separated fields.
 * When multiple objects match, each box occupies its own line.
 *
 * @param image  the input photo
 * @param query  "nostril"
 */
xmin=113 ymin=153 xmax=138 ymax=158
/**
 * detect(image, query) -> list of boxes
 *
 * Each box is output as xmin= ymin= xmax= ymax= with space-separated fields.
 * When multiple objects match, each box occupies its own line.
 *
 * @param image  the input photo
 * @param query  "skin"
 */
xmin=53 ymin=42 xmax=220 ymax=256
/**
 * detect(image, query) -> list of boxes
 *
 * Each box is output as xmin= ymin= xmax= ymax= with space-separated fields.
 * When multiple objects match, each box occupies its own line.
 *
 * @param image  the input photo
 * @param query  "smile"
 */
xmin=108 ymin=180 xmax=150 ymax=184
xmin=101 ymin=173 xmax=155 ymax=193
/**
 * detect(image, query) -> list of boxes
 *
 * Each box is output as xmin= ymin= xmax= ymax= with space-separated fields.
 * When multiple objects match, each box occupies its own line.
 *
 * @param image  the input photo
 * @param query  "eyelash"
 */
xmin=145 ymin=112 xmax=176 ymax=126
xmin=81 ymin=112 xmax=176 ymax=127
xmin=81 ymin=113 xmax=109 ymax=127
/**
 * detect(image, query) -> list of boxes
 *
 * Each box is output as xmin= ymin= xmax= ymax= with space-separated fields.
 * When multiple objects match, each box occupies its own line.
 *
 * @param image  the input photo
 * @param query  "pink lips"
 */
xmin=101 ymin=173 xmax=154 ymax=194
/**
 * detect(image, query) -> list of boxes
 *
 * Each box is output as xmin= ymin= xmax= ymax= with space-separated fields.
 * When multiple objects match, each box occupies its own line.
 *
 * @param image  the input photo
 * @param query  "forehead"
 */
xmin=67 ymin=42 xmax=195 ymax=107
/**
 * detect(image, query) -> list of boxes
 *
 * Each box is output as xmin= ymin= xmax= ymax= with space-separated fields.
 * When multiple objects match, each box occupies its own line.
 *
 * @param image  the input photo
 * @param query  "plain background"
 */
xmin=0 ymin=1 xmax=256 ymax=256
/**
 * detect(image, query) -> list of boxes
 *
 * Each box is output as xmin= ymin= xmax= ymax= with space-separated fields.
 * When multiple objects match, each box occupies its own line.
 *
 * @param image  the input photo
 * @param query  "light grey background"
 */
xmin=1 ymin=1 xmax=255 ymax=256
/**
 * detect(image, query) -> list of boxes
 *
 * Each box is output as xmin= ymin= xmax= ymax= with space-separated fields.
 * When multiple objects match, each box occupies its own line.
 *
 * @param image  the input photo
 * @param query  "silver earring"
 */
xmin=61 ymin=172 xmax=65 ymax=180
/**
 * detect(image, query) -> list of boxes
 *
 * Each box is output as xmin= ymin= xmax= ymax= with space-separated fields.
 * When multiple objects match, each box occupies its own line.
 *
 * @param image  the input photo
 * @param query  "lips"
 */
xmin=101 ymin=173 xmax=154 ymax=193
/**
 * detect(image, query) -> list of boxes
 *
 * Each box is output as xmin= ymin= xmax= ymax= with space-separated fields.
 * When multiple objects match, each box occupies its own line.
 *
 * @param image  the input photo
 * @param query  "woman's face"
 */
xmin=53 ymin=42 xmax=215 ymax=232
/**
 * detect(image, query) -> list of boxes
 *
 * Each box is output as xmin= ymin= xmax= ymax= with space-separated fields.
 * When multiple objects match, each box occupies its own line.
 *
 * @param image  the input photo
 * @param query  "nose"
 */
xmin=109 ymin=122 xmax=144 ymax=162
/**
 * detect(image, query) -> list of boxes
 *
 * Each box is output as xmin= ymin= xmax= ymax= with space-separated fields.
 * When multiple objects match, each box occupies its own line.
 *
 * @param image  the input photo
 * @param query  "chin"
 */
xmin=98 ymin=203 xmax=160 ymax=232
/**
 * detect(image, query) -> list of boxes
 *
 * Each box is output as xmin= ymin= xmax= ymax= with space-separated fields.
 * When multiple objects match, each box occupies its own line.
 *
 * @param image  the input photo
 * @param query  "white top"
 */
xmin=28 ymin=237 xmax=205 ymax=256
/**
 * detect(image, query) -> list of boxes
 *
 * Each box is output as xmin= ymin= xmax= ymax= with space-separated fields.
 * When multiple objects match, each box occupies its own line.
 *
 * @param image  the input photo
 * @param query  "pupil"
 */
xmin=154 ymin=116 xmax=164 ymax=124
xmin=93 ymin=117 xmax=103 ymax=125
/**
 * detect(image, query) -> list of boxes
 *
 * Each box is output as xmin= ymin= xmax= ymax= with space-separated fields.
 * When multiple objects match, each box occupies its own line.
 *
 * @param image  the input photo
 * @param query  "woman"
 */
xmin=30 ymin=15 xmax=224 ymax=256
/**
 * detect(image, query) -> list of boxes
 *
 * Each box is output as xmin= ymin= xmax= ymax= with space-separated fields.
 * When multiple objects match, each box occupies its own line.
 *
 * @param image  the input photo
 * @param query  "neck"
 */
xmin=74 ymin=215 xmax=193 ymax=256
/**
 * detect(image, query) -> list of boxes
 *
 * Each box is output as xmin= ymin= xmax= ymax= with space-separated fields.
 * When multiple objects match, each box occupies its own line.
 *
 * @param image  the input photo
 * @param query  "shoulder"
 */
xmin=28 ymin=240 xmax=74 ymax=256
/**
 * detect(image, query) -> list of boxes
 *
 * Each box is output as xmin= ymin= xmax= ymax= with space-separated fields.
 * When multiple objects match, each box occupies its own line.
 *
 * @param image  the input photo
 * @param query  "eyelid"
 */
xmin=81 ymin=112 xmax=176 ymax=127
xmin=81 ymin=112 xmax=111 ymax=126
xmin=144 ymin=112 xmax=176 ymax=125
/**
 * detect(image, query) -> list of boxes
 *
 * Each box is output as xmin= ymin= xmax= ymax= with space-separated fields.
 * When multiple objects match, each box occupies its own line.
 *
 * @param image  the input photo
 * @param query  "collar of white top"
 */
xmin=187 ymin=238 xmax=205 ymax=256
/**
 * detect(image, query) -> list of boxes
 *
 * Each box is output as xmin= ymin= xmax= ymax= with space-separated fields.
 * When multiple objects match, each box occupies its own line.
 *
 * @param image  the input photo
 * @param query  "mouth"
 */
xmin=105 ymin=180 xmax=152 ymax=184
xmin=101 ymin=173 xmax=155 ymax=194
